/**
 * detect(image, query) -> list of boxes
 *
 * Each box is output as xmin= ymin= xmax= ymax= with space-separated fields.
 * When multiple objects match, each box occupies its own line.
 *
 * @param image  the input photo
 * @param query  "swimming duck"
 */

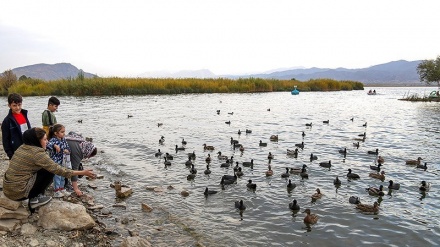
xmin=165 ymin=153 xmax=174 ymax=160
xmin=362 ymin=122 xmax=367 ymax=127
xmin=287 ymin=148 xmax=299 ymax=157
xmin=300 ymin=167 xmax=309 ymax=179
xmin=347 ymin=169 xmax=360 ymax=179
xmin=222 ymin=172 xmax=237 ymax=181
xmin=270 ymin=135 xmax=279 ymax=141
xmin=157 ymin=123 xmax=163 ymax=127
xmin=246 ymin=180 xmax=257 ymax=190
xmin=388 ymin=180 xmax=400 ymax=190
xmin=259 ymin=140 xmax=267 ymax=147
xmin=236 ymin=167 xmax=244 ymax=177
xmin=175 ymin=145 xmax=185 ymax=151
xmin=205 ymin=154 xmax=211 ymax=163
xmin=405 ymin=157 xmax=423 ymax=165
xmin=369 ymin=171 xmax=385 ymax=181
xmin=366 ymin=185 xmax=384 ymax=196
xmin=226 ymin=156 xmax=234 ymax=164
xmin=370 ymin=163 xmax=381 ymax=171
xmin=188 ymin=151 xmax=196 ymax=160
xmin=319 ymin=160 xmax=331 ymax=168
xmin=377 ymin=156 xmax=384 ymax=164
xmin=204 ymin=165 xmax=211 ymax=175
xmin=238 ymin=129 xmax=242 ymax=135
xmin=367 ymin=149 xmax=379 ymax=155
xmin=217 ymin=151 xmax=228 ymax=160
xmin=305 ymin=122 xmax=312 ymax=127
xmin=230 ymin=137 xmax=239 ymax=145
xmin=242 ymin=159 xmax=254 ymax=167
xmin=220 ymin=161 xmax=231 ymax=168
xmin=311 ymin=188 xmax=323 ymax=199
xmin=233 ymin=162 xmax=240 ymax=172
xmin=353 ymin=142 xmax=360 ymax=149
xmin=203 ymin=144 xmax=215 ymax=151
xmin=349 ymin=196 xmax=361 ymax=204
xmin=181 ymin=138 xmax=187 ymax=145
xmin=353 ymin=136 xmax=366 ymax=142
xmin=190 ymin=164 xmax=197 ymax=174
xmin=350 ymin=117 xmax=354 ymax=121
xmin=154 ymin=149 xmax=162 ymax=157
xmin=302 ymin=131 xmax=306 ymax=138
xmin=334 ymin=176 xmax=342 ymax=186
xmin=356 ymin=201 xmax=379 ymax=213
xmin=265 ymin=165 xmax=274 ymax=176
xmin=225 ymin=120 xmax=231 ymax=125
xmin=204 ymin=187 xmax=217 ymax=195
xmin=245 ymin=129 xmax=252 ymax=134
xmin=287 ymin=179 xmax=296 ymax=189
xmin=281 ymin=167 xmax=290 ymax=178
xmin=163 ymin=157 xmax=171 ymax=166
xmin=419 ymin=181 xmax=431 ymax=192
xmin=289 ymin=199 xmax=300 ymax=211
xmin=228 ymin=112 xmax=234 ymax=115
xmin=187 ymin=170 xmax=196 ymax=180
xmin=159 ymin=136 xmax=165 ymax=145
xmin=338 ymin=148 xmax=347 ymax=155
xmin=416 ymin=162 xmax=428 ymax=171
xmin=235 ymin=200 xmax=246 ymax=210
xmin=310 ymin=153 xmax=318 ymax=161
xmin=303 ymin=209 xmax=318 ymax=224
xmin=323 ymin=120 xmax=329 ymax=124
xmin=268 ymin=152 xmax=274 ymax=160
xmin=295 ymin=142 xmax=305 ymax=149
xmin=220 ymin=177 xmax=236 ymax=185
xmin=358 ymin=132 xmax=366 ymax=137
xmin=239 ymin=145 xmax=245 ymax=152
xmin=185 ymin=157 xmax=193 ymax=167
xmin=290 ymin=164 xmax=307 ymax=174
xmin=127 ymin=114 xmax=133 ymax=118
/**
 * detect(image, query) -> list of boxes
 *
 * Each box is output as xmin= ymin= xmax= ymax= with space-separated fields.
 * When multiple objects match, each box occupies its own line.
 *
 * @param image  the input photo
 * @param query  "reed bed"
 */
xmin=6 ymin=77 xmax=364 ymax=96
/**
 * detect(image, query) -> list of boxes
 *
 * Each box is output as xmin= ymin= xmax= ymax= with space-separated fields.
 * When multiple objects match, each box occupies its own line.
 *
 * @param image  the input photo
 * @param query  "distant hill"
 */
xmin=12 ymin=63 xmax=96 ymax=81
xmin=223 ymin=60 xmax=422 ymax=85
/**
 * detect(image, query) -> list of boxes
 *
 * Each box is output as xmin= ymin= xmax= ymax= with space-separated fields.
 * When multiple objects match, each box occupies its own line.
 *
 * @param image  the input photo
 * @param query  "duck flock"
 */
xmin=151 ymin=111 xmax=433 ymax=227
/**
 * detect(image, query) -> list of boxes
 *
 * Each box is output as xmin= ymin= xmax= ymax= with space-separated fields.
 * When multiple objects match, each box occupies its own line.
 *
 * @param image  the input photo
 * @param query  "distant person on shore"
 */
xmin=46 ymin=124 xmax=71 ymax=198
xmin=1 ymin=93 xmax=31 ymax=159
xmin=65 ymin=131 xmax=97 ymax=196
xmin=2 ymin=127 xmax=96 ymax=212
xmin=42 ymin=96 xmax=60 ymax=136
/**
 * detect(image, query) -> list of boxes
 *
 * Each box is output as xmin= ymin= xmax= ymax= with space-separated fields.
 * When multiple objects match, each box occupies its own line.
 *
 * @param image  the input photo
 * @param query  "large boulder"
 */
xmin=38 ymin=200 xmax=96 ymax=230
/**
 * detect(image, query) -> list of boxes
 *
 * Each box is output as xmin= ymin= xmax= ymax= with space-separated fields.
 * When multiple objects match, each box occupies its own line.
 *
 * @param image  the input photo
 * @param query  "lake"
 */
xmin=2 ymin=87 xmax=439 ymax=246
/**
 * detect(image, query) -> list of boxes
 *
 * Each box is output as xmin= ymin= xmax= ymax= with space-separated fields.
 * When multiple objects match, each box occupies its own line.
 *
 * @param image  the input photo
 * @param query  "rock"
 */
xmin=180 ymin=191 xmax=190 ymax=197
xmin=113 ymin=202 xmax=127 ymax=208
xmin=88 ymin=183 xmax=98 ymax=189
xmin=0 ymin=192 xmax=21 ymax=210
xmin=20 ymin=223 xmax=37 ymax=236
xmin=101 ymin=208 xmax=111 ymax=215
xmin=96 ymin=175 xmax=104 ymax=179
xmin=121 ymin=217 xmax=129 ymax=224
xmin=153 ymin=187 xmax=163 ymax=193
xmin=128 ymin=229 xmax=139 ymax=237
xmin=38 ymin=200 xmax=96 ymax=230
xmin=120 ymin=236 xmax=152 ymax=247
xmin=87 ymin=204 xmax=104 ymax=210
xmin=141 ymin=203 xmax=153 ymax=212
xmin=0 ymin=206 xmax=29 ymax=219
xmin=167 ymin=185 xmax=174 ymax=190
xmin=46 ymin=240 xmax=57 ymax=247
xmin=28 ymin=238 xmax=39 ymax=247
xmin=114 ymin=181 xmax=133 ymax=198
xmin=0 ymin=218 xmax=21 ymax=231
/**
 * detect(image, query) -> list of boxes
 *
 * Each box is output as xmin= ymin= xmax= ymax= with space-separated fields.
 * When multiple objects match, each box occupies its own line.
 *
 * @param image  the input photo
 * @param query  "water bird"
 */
xmin=302 ymin=131 xmax=306 ymax=138
xmin=268 ymin=152 xmax=274 ymax=160
xmin=77 ymin=119 xmax=83 ymax=123
xmin=310 ymin=153 xmax=318 ymax=161
xmin=259 ymin=140 xmax=267 ymax=147
xmin=366 ymin=185 xmax=384 ymax=196
xmin=204 ymin=165 xmax=211 ymax=175
xmin=175 ymin=145 xmax=185 ymax=151
xmin=233 ymin=162 xmax=240 ymax=172
xmin=159 ymin=136 xmax=165 ymax=145
xmin=349 ymin=196 xmax=361 ymax=204
xmin=311 ymin=188 xmax=323 ymax=199
xmin=358 ymin=132 xmax=366 ymax=137
xmin=265 ymin=165 xmax=273 ymax=176
xmin=289 ymin=199 xmax=300 ymax=211
xmin=369 ymin=171 xmax=385 ymax=181
xmin=220 ymin=161 xmax=231 ymax=168
xmin=157 ymin=123 xmax=163 ymax=127
xmin=188 ymin=151 xmax=196 ymax=160
xmin=419 ymin=181 xmax=431 ymax=192
xmin=303 ymin=209 xmax=318 ymax=224
xmin=305 ymin=122 xmax=312 ymax=127
xmin=222 ymin=172 xmax=237 ymax=181
xmin=204 ymin=187 xmax=217 ymax=195
xmin=220 ymin=177 xmax=236 ymax=185
xmin=287 ymin=179 xmax=296 ymax=190
xmin=295 ymin=142 xmax=305 ymax=149
xmin=370 ymin=163 xmax=381 ymax=171
xmin=350 ymin=117 xmax=354 ymax=121
xmin=347 ymin=169 xmax=360 ymax=179
xmin=281 ymin=167 xmax=290 ymax=178
xmin=228 ymin=112 xmax=234 ymax=115
xmin=230 ymin=137 xmax=239 ymax=145
xmin=235 ymin=200 xmax=246 ymax=210
xmin=367 ymin=149 xmax=379 ymax=155
xmin=291 ymin=164 xmax=307 ymax=174
xmin=334 ymin=176 xmax=342 ymax=186
xmin=406 ymin=157 xmax=423 ymax=165
xmin=323 ymin=120 xmax=329 ymax=124
xmin=287 ymin=148 xmax=298 ymax=157
xmin=416 ymin=162 xmax=428 ymax=171
xmin=238 ymin=129 xmax=241 ymax=135
xmin=246 ymin=129 xmax=252 ymax=134
xmin=356 ymin=202 xmax=379 ymax=213
xmin=205 ymin=154 xmax=211 ymax=163
xmin=300 ymin=167 xmax=309 ymax=179
xmin=246 ymin=180 xmax=257 ymax=190
xmin=236 ymin=167 xmax=244 ymax=177
xmin=165 ymin=153 xmax=173 ymax=160
xmin=185 ymin=157 xmax=193 ymax=167
xmin=388 ymin=180 xmax=400 ymax=190
xmin=354 ymin=136 xmax=366 ymax=142
xmin=353 ymin=142 xmax=360 ymax=149
xmin=189 ymin=164 xmax=197 ymax=174
xmin=181 ymin=138 xmax=187 ymax=145
xmin=319 ymin=160 xmax=331 ymax=168
xmin=339 ymin=148 xmax=347 ymax=155
xmin=239 ymin=145 xmax=245 ymax=152
xmin=127 ymin=114 xmax=133 ymax=118
xmin=216 ymin=110 xmax=220 ymax=114
xmin=217 ymin=151 xmax=228 ymax=160
xmin=163 ymin=157 xmax=171 ymax=166
xmin=377 ymin=156 xmax=384 ymax=164
xmin=187 ymin=169 xmax=196 ymax=180
xmin=267 ymin=108 xmax=270 ymax=111
xmin=225 ymin=120 xmax=231 ymax=125
xmin=203 ymin=144 xmax=215 ymax=150
xmin=362 ymin=122 xmax=367 ymax=127
xmin=270 ymin=135 xmax=279 ymax=141
xmin=154 ymin=149 xmax=162 ymax=157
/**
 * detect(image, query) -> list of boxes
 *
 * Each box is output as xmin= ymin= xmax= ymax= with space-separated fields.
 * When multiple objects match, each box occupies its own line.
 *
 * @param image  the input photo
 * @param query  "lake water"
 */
xmin=2 ymin=87 xmax=439 ymax=246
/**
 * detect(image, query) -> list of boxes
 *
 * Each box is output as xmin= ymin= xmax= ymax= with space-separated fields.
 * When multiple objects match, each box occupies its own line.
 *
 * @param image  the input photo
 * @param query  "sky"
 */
xmin=1 ymin=0 xmax=439 ymax=77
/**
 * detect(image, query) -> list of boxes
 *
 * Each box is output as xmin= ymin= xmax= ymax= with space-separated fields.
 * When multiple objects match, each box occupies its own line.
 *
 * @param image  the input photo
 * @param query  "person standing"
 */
xmin=42 ymin=96 xmax=60 ymax=136
xmin=1 ymin=93 xmax=31 ymax=159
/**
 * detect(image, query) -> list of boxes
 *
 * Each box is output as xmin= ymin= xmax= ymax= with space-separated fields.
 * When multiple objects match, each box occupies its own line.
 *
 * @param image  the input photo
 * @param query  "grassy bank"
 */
xmin=6 ymin=77 xmax=364 ymax=96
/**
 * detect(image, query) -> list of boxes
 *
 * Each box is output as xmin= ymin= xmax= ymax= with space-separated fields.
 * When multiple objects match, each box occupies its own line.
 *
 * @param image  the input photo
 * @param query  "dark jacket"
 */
xmin=1 ymin=109 xmax=31 ymax=159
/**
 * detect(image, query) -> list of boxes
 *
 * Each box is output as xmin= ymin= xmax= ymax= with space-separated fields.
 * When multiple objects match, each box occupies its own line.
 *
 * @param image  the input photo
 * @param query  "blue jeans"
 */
xmin=53 ymin=174 xmax=65 ymax=190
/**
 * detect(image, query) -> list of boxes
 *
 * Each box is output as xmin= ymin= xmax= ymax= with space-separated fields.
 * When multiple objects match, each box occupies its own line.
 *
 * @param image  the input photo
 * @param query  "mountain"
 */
xmin=225 ymin=60 xmax=422 ymax=85
xmin=12 ymin=63 xmax=96 ymax=81
xmin=138 ymin=69 xmax=216 ymax=78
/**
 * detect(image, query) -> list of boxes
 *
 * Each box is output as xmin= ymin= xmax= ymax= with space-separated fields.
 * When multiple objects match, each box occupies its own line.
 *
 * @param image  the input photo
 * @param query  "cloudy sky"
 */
xmin=1 ymin=0 xmax=439 ymax=77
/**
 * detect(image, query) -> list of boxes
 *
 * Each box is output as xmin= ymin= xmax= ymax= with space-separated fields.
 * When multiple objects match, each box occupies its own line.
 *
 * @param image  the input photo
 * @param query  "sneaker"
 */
xmin=53 ymin=191 xmax=64 ymax=198
xmin=30 ymin=196 xmax=52 ymax=209
xmin=61 ymin=189 xmax=71 ymax=196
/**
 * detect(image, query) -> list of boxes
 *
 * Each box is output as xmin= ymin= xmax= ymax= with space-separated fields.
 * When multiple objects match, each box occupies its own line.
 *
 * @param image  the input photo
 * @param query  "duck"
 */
xmin=77 ymin=119 xmax=83 ymax=123
xmin=358 ymin=132 xmax=366 ymax=137
xmin=406 ymin=157 xmax=423 ymax=165
xmin=235 ymin=200 xmax=246 ymax=210
xmin=338 ymin=148 xmax=347 ymax=155
xmin=154 ymin=149 xmax=162 ymax=157
xmin=268 ymin=152 xmax=274 ymax=160
xmin=236 ymin=167 xmax=244 ymax=177
xmin=226 ymin=156 xmax=234 ymax=164
xmin=217 ymin=151 xmax=228 ymax=160
xmin=230 ymin=137 xmax=239 ymax=145
xmin=305 ymin=122 xmax=312 ymax=127
xmin=353 ymin=142 xmax=360 ymax=149
xmin=225 ymin=120 xmax=231 ymax=125
xmin=281 ymin=167 xmax=290 ymax=178
xmin=188 ymin=151 xmax=196 ymax=160
xmin=290 ymin=164 xmax=307 ymax=174
xmin=367 ymin=149 xmax=379 ymax=155
xmin=356 ymin=202 xmax=379 ymax=213
xmin=245 ymin=129 xmax=252 ymax=134
xmin=163 ymin=157 xmax=171 ymax=166
xmin=204 ymin=187 xmax=217 ymax=195
xmin=204 ymin=165 xmax=211 ymax=175
xmin=157 ymin=123 xmax=163 ymax=127
xmin=347 ymin=169 xmax=360 ymax=179
xmin=265 ymin=165 xmax=274 ymax=176
xmin=242 ymin=159 xmax=254 ymax=167
xmin=239 ymin=145 xmax=245 ymax=152
xmin=419 ymin=181 xmax=431 ymax=192
xmin=366 ymin=185 xmax=385 ymax=196
xmin=237 ymin=129 xmax=241 ymax=135
xmin=300 ymin=167 xmax=309 ymax=179
xmin=220 ymin=177 xmax=236 ymax=185
xmin=233 ymin=162 xmax=240 ymax=172
xmin=287 ymin=148 xmax=299 ymax=157
xmin=246 ymin=180 xmax=257 ymax=190
xmin=190 ymin=164 xmax=197 ymax=174
xmin=159 ymin=136 xmax=165 ymax=145
xmin=222 ymin=172 xmax=237 ymax=181
xmin=187 ymin=170 xmax=196 ymax=180
xmin=205 ymin=154 xmax=211 ymax=163
xmin=350 ymin=117 xmax=354 ymax=121
xmin=311 ymin=188 xmax=323 ymax=199
xmin=175 ymin=145 xmax=185 ymax=151
xmin=203 ymin=144 xmax=215 ymax=151
xmin=349 ymin=196 xmax=361 ymax=204
xmin=289 ymin=199 xmax=300 ymax=211
xmin=287 ymin=179 xmax=296 ymax=190
xmin=228 ymin=112 xmax=234 ymax=115
xmin=295 ymin=142 xmax=305 ymax=149
xmin=370 ymin=163 xmax=381 ymax=171
xmin=127 ymin=114 xmax=133 ymax=118
xmin=165 ymin=153 xmax=174 ymax=160
xmin=303 ymin=209 xmax=318 ymax=224
xmin=302 ymin=131 xmax=306 ymax=138
xmin=319 ymin=160 xmax=331 ymax=168
xmin=220 ymin=161 xmax=231 ymax=168
xmin=216 ymin=109 xmax=220 ymax=114
xmin=353 ymin=136 xmax=366 ymax=142
xmin=310 ymin=153 xmax=318 ymax=161
xmin=369 ymin=171 xmax=385 ymax=181
xmin=181 ymin=138 xmax=187 ymax=145
xmin=333 ymin=176 xmax=342 ymax=186
xmin=388 ymin=180 xmax=400 ymax=190
xmin=362 ymin=122 xmax=367 ymax=127
xmin=416 ymin=162 xmax=428 ymax=171
xmin=323 ymin=120 xmax=329 ymax=124
xmin=377 ymin=156 xmax=384 ymax=164
xmin=270 ymin=135 xmax=279 ymax=141
xmin=185 ymin=157 xmax=193 ymax=167
xmin=259 ymin=140 xmax=267 ymax=147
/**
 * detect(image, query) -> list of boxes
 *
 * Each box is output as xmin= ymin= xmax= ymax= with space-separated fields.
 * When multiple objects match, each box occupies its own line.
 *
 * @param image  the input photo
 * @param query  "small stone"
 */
xmin=96 ymin=175 xmax=104 ymax=179
xmin=128 ymin=229 xmax=139 ymax=237
xmin=28 ymin=238 xmax=39 ymax=247
xmin=101 ymin=208 xmax=111 ymax=215
xmin=121 ymin=217 xmax=129 ymax=224
xmin=88 ymin=183 xmax=98 ymax=189
xmin=153 ymin=187 xmax=164 ymax=193
xmin=180 ymin=190 xmax=190 ymax=197
xmin=87 ymin=204 xmax=104 ymax=210
xmin=167 ymin=185 xmax=174 ymax=190
xmin=141 ymin=203 xmax=153 ymax=212
xmin=113 ymin=202 xmax=127 ymax=208
xmin=46 ymin=240 xmax=57 ymax=247
xmin=20 ymin=223 xmax=37 ymax=236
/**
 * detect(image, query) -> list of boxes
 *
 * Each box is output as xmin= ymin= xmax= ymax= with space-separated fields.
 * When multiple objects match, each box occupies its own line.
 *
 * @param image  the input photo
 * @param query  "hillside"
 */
xmin=12 ymin=63 xmax=96 ymax=81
